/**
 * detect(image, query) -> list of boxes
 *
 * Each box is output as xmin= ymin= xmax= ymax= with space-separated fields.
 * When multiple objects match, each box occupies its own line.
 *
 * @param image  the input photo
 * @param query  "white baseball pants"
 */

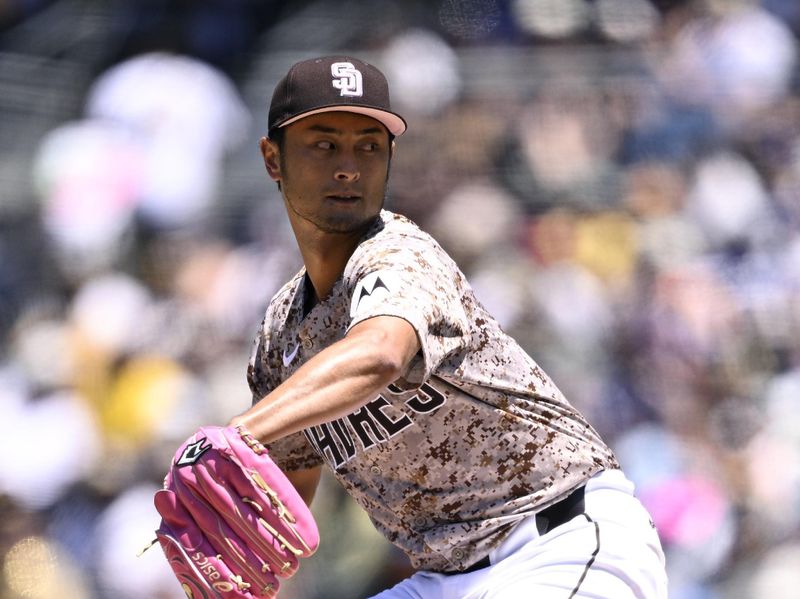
xmin=369 ymin=469 xmax=668 ymax=599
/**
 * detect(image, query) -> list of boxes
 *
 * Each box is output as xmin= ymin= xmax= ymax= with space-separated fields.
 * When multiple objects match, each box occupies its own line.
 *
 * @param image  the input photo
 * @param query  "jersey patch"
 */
xmin=350 ymin=271 xmax=401 ymax=318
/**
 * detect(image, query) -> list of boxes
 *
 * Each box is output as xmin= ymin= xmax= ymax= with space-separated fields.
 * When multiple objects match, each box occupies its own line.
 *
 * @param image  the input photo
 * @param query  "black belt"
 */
xmin=444 ymin=484 xmax=586 ymax=575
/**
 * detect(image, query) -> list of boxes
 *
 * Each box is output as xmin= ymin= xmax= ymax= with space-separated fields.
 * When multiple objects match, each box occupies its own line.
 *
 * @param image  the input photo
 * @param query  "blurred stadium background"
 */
xmin=1 ymin=0 xmax=799 ymax=597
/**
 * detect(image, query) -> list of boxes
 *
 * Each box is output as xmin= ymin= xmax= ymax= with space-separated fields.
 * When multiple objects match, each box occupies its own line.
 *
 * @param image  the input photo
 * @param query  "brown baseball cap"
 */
xmin=268 ymin=56 xmax=407 ymax=137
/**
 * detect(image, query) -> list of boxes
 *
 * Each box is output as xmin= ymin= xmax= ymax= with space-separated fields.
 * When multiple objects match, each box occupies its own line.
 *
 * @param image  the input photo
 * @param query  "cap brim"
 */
xmin=278 ymin=105 xmax=407 ymax=136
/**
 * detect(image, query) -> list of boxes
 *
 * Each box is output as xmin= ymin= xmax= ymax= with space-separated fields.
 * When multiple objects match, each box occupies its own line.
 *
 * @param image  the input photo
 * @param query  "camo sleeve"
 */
xmin=345 ymin=230 xmax=470 ymax=389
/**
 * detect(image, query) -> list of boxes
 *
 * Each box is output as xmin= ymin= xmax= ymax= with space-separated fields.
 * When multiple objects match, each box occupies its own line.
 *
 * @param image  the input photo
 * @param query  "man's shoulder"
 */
xmin=378 ymin=209 xmax=422 ymax=233
xmin=366 ymin=210 xmax=439 ymax=250
xmin=344 ymin=210 xmax=458 ymax=279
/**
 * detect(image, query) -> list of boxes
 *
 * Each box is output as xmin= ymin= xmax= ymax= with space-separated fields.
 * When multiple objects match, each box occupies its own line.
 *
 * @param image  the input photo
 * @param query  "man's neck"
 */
xmin=285 ymin=207 xmax=382 ymax=303
xmin=297 ymin=230 xmax=363 ymax=303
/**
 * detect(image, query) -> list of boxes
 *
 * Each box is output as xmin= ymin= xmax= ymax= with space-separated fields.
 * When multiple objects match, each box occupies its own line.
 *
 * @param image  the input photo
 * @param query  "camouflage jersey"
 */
xmin=247 ymin=210 xmax=619 ymax=572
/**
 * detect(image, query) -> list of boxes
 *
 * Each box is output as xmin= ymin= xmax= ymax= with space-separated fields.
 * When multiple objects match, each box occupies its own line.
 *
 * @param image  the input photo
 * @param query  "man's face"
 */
xmin=265 ymin=111 xmax=392 ymax=235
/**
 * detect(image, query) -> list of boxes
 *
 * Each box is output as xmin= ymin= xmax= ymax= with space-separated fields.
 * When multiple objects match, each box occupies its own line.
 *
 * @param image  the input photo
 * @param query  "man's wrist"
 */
xmin=229 ymin=412 xmax=271 ymax=445
xmin=228 ymin=414 xmax=250 ymax=433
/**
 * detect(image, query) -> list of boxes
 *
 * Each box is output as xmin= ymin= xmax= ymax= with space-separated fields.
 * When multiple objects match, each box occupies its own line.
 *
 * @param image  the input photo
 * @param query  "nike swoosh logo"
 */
xmin=176 ymin=438 xmax=211 ymax=467
xmin=282 ymin=344 xmax=300 ymax=367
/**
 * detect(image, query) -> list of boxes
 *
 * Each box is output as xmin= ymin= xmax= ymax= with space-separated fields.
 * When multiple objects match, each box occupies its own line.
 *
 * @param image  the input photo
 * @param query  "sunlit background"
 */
xmin=0 ymin=0 xmax=799 ymax=597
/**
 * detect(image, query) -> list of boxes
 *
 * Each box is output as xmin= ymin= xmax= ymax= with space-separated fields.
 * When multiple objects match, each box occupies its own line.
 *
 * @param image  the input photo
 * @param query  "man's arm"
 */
xmin=285 ymin=466 xmax=323 ymax=506
xmin=230 ymin=314 xmax=420 ymax=447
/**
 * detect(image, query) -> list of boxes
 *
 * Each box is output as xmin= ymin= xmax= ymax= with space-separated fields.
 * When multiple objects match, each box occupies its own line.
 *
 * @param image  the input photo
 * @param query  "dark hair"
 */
xmin=268 ymin=126 xmax=285 ymax=150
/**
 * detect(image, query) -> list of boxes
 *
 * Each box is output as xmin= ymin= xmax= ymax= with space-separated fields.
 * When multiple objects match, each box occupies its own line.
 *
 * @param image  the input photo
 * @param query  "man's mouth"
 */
xmin=326 ymin=193 xmax=362 ymax=202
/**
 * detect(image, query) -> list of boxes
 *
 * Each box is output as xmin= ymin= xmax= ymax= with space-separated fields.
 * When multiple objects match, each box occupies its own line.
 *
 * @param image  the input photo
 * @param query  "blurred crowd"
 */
xmin=1 ymin=0 xmax=799 ymax=597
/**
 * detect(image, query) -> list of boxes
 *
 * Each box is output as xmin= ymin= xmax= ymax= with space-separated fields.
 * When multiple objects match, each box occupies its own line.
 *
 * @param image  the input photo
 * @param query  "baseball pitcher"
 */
xmin=153 ymin=55 xmax=668 ymax=599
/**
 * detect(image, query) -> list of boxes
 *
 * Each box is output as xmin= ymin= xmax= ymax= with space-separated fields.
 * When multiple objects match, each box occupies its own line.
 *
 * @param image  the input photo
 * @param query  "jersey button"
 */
xmin=452 ymin=548 xmax=465 ymax=560
xmin=413 ymin=516 xmax=426 ymax=528
xmin=370 ymin=465 xmax=381 ymax=475
xmin=302 ymin=338 xmax=313 ymax=350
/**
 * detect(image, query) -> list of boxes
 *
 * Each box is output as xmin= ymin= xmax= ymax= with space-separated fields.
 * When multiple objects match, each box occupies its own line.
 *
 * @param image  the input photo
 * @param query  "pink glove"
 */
xmin=153 ymin=426 xmax=320 ymax=598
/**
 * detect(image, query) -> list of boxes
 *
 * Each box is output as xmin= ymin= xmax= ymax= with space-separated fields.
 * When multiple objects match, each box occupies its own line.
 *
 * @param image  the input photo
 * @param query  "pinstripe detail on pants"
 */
xmin=568 ymin=514 xmax=600 ymax=598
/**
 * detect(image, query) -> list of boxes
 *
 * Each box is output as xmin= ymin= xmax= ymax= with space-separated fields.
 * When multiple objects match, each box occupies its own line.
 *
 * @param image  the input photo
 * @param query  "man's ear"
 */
xmin=260 ymin=137 xmax=282 ymax=183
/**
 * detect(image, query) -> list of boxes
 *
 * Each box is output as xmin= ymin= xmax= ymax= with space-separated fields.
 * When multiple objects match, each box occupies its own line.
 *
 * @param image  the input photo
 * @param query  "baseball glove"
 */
xmin=152 ymin=425 xmax=319 ymax=598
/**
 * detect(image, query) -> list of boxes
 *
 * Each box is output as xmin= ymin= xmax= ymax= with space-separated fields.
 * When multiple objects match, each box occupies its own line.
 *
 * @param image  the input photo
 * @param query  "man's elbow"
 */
xmin=355 ymin=330 xmax=411 ymax=383
xmin=367 ymin=333 xmax=409 ymax=381
xmin=347 ymin=316 xmax=420 ymax=382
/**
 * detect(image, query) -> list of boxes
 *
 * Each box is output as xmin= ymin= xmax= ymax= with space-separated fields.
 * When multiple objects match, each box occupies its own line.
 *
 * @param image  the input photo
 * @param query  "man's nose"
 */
xmin=334 ymin=157 xmax=360 ymax=182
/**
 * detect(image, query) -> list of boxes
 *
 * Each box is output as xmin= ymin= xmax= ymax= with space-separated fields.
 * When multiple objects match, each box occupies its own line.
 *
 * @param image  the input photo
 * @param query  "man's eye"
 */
xmin=360 ymin=143 xmax=378 ymax=152
xmin=315 ymin=141 xmax=334 ymax=150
